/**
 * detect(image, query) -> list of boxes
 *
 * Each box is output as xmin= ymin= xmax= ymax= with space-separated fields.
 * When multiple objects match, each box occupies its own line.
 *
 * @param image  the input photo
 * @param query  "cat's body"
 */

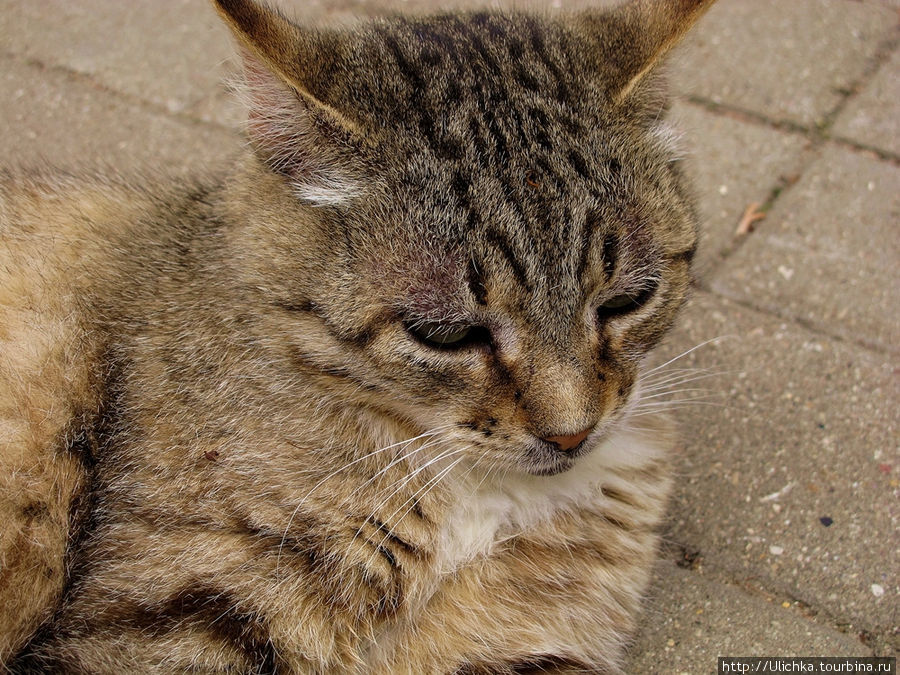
xmin=0 ymin=0 xmax=714 ymax=672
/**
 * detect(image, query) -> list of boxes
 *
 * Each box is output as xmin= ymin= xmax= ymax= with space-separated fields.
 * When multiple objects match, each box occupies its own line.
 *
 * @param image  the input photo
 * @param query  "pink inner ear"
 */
xmin=238 ymin=45 xmax=309 ymax=175
xmin=239 ymin=44 xmax=276 ymax=92
xmin=236 ymin=46 xmax=361 ymax=206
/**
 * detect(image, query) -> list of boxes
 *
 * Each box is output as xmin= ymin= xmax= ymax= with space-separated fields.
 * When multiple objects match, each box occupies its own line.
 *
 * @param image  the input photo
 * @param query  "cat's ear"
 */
xmin=579 ymin=0 xmax=717 ymax=104
xmin=213 ymin=0 xmax=364 ymax=204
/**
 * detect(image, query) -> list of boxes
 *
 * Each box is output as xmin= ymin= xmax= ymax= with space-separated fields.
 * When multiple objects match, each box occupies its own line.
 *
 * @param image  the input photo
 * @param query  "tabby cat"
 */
xmin=0 ymin=0 xmax=714 ymax=671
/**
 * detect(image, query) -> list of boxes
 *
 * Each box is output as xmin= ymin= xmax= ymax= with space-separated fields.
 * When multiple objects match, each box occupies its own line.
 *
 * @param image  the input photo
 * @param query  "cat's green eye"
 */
xmin=405 ymin=321 xmax=488 ymax=350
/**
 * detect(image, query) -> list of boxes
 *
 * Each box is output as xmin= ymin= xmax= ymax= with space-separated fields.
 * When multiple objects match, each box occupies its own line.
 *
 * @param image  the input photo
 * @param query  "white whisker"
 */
xmin=639 ymin=369 xmax=730 ymax=392
xmin=351 ymin=444 xmax=463 ymax=549
xmin=634 ymin=387 xmax=715 ymax=402
xmin=276 ymin=424 xmax=455 ymax=571
xmin=362 ymin=454 xmax=467 ymax=571
xmin=349 ymin=434 xmax=450 ymax=503
xmin=641 ymin=336 xmax=732 ymax=377
xmin=628 ymin=401 xmax=729 ymax=417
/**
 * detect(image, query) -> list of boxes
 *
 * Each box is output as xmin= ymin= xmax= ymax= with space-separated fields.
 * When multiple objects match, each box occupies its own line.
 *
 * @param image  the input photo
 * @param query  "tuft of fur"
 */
xmin=1 ymin=0 xmax=715 ymax=672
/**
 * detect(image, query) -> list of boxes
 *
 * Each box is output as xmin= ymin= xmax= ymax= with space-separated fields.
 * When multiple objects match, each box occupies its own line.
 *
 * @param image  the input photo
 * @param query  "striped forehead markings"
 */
xmin=601 ymin=232 xmax=619 ymax=280
xmin=575 ymin=209 xmax=598 ymax=280
xmin=485 ymin=227 xmax=533 ymax=292
xmin=466 ymin=258 xmax=489 ymax=306
xmin=376 ymin=14 xmax=579 ymax=159
xmin=374 ymin=17 xmax=635 ymax=298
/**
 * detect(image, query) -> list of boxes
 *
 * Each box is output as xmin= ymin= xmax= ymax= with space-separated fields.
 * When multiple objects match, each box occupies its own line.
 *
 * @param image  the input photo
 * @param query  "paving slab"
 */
xmin=672 ymin=0 xmax=897 ymax=128
xmin=643 ymin=291 xmax=899 ymax=646
xmin=709 ymin=144 xmax=899 ymax=353
xmin=0 ymin=0 xmax=233 ymax=116
xmin=832 ymin=46 xmax=900 ymax=158
xmin=670 ymin=101 xmax=812 ymax=277
xmin=0 ymin=55 xmax=241 ymax=174
xmin=627 ymin=561 xmax=871 ymax=670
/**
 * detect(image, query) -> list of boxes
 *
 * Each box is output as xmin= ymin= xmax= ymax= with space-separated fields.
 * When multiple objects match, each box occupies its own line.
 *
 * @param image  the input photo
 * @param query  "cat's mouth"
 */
xmin=520 ymin=416 xmax=624 ymax=476
xmin=522 ymin=434 xmax=599 ymax=476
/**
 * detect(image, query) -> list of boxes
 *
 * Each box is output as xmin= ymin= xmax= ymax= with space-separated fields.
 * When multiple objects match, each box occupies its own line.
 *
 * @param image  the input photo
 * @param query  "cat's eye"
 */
xmin=405 ymin=321 xmax=490 ymax=350
xmin=599 ymin=294 xmax=636 ymax=310
xmin=596 ymin=283 xmax=658 ymax=321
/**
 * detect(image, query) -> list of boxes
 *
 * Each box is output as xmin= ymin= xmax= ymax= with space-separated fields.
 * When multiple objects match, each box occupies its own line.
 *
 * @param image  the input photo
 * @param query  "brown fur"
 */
xmin=0 ymin=0 xmax=715 ymax=671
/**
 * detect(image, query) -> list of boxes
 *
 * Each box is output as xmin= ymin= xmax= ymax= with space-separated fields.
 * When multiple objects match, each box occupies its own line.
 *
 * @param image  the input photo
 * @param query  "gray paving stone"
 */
xmin=670 ymin=101 xmax=812 ymax=277
xmin=0 ymin=55 xmax=241 ymax=173
xmin=643 ymin=292 xmax=899 ymax=642
xmin=672 ymin=0 xmax=897 ymax=127
xmin=628 ymin=562 xmax=870 ymax=670
xmin=183 ymin=81 xmax=247 ymax=131
xmin=709 ymin=145 xmax=899 ymax=353
xmin=833 ymin=46 xmax=900 ymax=158
xmin=0 ymin=0 xmax=233 ymax=115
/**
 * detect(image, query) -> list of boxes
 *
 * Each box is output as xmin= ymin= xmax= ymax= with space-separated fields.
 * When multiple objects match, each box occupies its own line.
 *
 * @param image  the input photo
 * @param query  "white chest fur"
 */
xmin=436 ymin=425 xmax=669 ymax=574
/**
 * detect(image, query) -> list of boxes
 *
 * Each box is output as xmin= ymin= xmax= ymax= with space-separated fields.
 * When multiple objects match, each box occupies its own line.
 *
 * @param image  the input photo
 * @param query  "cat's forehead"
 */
xmin=337 ymin=12 xmax=591 ymax=134
xmin=329 ymin=11 xmax=689 ymax=321
xmin=374 ymin=12 xmax=574 ymax=82
xmin=363 ymin=166 xmax=664 ymax=326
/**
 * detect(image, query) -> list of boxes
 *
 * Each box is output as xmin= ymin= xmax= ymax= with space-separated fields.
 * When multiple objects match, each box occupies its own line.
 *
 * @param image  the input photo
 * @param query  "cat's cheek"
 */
xmin=588 ymin=356 xmax=637 ymax=427
xmin=612 ymin=378 xmax=637 ymax=411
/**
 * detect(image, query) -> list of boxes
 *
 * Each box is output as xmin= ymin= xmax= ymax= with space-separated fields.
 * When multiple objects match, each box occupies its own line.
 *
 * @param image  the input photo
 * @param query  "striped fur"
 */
xmin=1 ymin=0 xmax=714 ymax=671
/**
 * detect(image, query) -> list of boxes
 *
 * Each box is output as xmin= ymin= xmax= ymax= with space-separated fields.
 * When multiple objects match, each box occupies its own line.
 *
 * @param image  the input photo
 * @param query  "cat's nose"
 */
xmin=543 ymin=425 xmax=595 ymax=453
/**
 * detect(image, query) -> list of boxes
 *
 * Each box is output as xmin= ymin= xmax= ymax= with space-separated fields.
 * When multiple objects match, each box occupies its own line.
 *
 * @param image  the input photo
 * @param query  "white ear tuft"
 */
xmin=649 ymin=121 xmax=686 ymax=161
xmin=290 ymin=175 xmax=362 ymax=208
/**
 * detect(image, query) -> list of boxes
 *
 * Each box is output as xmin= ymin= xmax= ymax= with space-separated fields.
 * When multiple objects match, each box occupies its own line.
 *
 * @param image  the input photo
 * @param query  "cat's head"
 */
xmin=216 ymin=0 xmax=713 ymax=475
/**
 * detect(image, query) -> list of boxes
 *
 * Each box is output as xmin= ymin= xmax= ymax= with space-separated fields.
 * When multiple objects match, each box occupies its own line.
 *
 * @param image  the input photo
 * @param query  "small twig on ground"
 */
xmin=735 ymin=202 xmax=766 ymax=236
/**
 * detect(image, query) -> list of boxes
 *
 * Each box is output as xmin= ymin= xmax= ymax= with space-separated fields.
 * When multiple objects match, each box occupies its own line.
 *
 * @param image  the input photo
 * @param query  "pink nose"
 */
xmin=543 ymin=426 xmax=594 ymax=453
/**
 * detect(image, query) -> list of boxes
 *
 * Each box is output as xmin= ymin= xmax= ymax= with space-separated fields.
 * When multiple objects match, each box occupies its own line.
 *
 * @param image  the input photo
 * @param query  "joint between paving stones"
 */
xmin=828 ymin=134 xmax=900 ymax=165
xmin=0 ymin=48 xmax=238 ymax=136
xmin=688 ymin=30 xmax=899 ymax=303
xmin=662 ymin=543 xmax=894 ymax=655
xmin=733 ymin=574 xmax=895 ymax=655
xmin=680 ymin=96 xmax=818 ymax=275
xmin=693 ymin=281 xmax=899 ymax=356
xmin=817 ymin=30 xmax=900 ymax=134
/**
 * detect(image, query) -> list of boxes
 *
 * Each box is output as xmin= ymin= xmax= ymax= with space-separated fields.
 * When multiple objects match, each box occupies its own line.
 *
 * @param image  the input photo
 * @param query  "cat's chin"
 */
xmin=522 ymin=443 xmax=578 ymax=476
xmin=525 ymin=459 xmax=575 ymax=477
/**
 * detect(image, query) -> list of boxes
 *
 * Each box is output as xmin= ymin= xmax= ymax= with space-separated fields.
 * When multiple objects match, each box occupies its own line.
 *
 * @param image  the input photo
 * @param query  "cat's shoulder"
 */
xmin=1 ymin=168 xmax=182 ymax=242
